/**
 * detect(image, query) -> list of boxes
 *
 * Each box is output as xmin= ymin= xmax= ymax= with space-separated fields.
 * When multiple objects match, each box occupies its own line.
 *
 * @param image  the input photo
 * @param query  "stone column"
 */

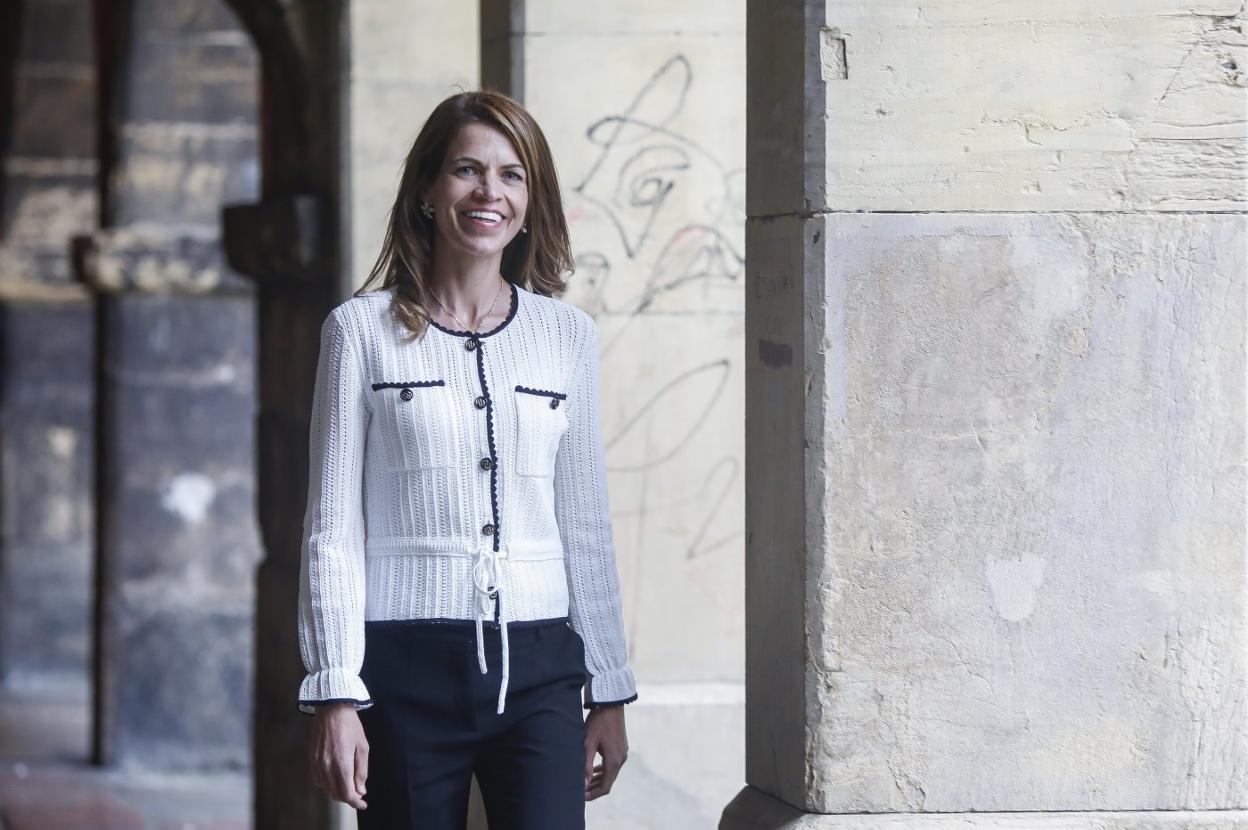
xmin=0 ymin=290 xmax=95 ymax=694
xmin=0 ymin=0 xmax=99 ymax=695
xmin=83 ymin=0 xmax=262 ymax=770
xmin=724 ymin=1 xmax=1246 ymax=827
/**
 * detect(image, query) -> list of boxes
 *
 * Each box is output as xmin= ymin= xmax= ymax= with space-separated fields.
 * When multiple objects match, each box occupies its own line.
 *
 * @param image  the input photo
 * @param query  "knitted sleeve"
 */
xmin=296 ymin=306 xmax=373 ymax=715
xmin=554 ymin=316 xmax=639 ymax=709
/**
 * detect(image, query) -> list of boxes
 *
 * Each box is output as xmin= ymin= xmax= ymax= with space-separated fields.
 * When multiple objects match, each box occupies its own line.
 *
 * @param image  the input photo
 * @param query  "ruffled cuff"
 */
xmin=298 ymin=668 xmax=373 ymax=716
xmin=584 ymin=665 xmax=638 ymax=710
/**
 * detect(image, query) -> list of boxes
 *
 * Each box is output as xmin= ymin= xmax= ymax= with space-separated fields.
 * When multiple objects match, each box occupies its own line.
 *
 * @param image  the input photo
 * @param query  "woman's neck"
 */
xmin=427 ymin=251 xmax=510 ymax=329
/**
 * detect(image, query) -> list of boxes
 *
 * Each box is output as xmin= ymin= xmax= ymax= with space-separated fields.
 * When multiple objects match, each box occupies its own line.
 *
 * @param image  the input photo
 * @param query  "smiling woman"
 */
xmin=424 ymin=123 xmax=530 ymax=258
xmin=298 ymin=90 xmax=636 ymax=830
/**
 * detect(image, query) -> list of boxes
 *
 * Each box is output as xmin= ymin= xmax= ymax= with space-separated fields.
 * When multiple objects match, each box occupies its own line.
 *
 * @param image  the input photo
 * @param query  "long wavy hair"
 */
xmin=354 ymin=90 xmax=575 ymax=339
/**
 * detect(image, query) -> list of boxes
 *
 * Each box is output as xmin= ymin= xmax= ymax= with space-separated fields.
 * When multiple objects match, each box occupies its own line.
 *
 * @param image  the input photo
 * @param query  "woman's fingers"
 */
xmin=309 ymin=707 xmax=369 ymax=809
xmin=354 ymin=741 xmax=370 ymax=799
xmin=335 ymin=757 xmax=367 ymax=809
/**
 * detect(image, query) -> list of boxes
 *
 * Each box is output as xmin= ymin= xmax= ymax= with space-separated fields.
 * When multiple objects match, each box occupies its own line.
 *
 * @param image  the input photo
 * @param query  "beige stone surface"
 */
xmin=805 ymin=211 xmax=1245 ymax=812
xmin=751 ymin=1 xmax=1246 ymax=216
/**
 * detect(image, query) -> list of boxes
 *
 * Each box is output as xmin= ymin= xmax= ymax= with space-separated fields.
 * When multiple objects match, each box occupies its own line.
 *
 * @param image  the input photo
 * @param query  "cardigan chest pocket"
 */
xmin=513 ymin=385 xmax=569 ymax=477
xmin=373 ymin=380 xmax=454 ymax=469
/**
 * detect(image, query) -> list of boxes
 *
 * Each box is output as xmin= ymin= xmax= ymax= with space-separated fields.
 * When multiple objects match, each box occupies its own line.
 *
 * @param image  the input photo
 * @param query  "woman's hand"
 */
xmin=309 ymin=703 xmax=369 ymax=810
xmin=584 ymin=705 xmax=628 ymax=800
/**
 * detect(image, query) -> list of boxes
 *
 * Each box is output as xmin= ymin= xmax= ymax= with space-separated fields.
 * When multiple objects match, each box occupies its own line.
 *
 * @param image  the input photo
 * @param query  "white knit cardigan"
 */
xmin=296 ymin=280 xmax=637 ymax=716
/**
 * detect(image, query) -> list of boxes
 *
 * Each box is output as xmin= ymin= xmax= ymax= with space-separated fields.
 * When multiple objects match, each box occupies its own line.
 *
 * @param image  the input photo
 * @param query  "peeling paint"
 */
xmin=159 ymin=472 xmax=217 ymax=524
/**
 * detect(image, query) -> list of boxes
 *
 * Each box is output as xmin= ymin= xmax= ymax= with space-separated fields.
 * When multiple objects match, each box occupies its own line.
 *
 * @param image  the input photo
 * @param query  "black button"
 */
xmin=474 ymin=396 xmax=487 ymax=409
xmin=400 ymin=388 xmax=414 ymax=401
xmin=465 ymin=338 xmax=479 ymax=351
xmin=479 ymin=457 xmax=493 ymax=470
xmin=481 ymin=523 xmax=495 ymax=536
xmin=549 ymin=398 xmax=560 ymax=409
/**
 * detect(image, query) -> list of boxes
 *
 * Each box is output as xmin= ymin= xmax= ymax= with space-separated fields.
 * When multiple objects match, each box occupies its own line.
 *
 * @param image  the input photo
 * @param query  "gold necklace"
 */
xmin=435 ymin=279 xmax=506 ymax=333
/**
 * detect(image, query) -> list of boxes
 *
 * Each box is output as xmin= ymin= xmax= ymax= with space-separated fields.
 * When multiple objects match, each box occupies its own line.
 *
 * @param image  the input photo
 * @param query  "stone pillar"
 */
xmin=482 ymin=2 xmax=749 ymax=826
xmin=0 ymin=0 xmax=99 ymax=695
xmin=83 ymin=0 xmax=262 ymax=770
xmin=0 ymin=291 xmax=95 ymax=693
xmin=724 ymin=1 xmax=1246 ymax=827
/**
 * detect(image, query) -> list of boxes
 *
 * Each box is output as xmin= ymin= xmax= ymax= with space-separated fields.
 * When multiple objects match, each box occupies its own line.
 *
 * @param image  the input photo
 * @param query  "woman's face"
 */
xmin=422 ymin=121 xmax=530 ymax=265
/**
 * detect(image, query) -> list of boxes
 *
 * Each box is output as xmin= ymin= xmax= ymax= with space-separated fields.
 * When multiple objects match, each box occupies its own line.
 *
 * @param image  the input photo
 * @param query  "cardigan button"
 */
xmin=479 ymin=457 xmax=493 ymax=470
xmin=465 ymin=337 xmax=479 ymax=351
xmin=474 ymin=395 xmax=487 ymax=409
xmin=399 ymin=388 xmax=414 ymax=401
xmin=481 ymin=523 xmax=495 ymax=536
xmin=549 ymin=398 xmax=559 ymax=409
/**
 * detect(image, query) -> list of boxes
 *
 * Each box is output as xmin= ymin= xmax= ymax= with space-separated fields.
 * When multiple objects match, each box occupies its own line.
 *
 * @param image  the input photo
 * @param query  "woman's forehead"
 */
xmin=447 ymin=122 xmax=522 ymax=165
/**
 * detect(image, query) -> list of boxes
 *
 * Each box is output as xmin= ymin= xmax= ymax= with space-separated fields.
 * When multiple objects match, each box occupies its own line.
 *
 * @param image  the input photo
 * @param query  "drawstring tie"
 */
xmin=472 ymin=549 xmax=510 ymax=714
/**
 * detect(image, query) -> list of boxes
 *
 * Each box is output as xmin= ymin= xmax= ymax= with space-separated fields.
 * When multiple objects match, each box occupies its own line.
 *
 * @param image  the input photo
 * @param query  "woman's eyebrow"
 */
xmin=451 ymin=156 xmax=524 ymax=170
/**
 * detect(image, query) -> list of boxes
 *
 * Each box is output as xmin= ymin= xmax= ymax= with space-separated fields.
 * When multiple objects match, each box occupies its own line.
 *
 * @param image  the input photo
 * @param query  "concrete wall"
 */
xmin=513 ymin=2 xmax=747 ymax=826
xmin=731 ymin=0 xmax=1246 ymax=825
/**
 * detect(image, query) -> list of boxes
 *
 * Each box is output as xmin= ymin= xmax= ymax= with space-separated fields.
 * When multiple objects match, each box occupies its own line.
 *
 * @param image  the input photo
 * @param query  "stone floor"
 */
xmin=0 ymin=675 xmax=744 ymax=829
xmin=0 ymin=679 xmax=250 ymax=830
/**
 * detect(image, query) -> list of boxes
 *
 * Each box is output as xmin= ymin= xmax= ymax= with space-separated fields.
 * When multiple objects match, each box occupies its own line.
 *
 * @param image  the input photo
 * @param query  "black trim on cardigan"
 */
xmin=475 ymin=342 xmax=502 ymax=555
xmin=584 ymin=693 xmax=639 ymax=710
xmin=514 ymin=384 xmax=567 ymax=401
xmin=371 ymin=380 xmax=445 ymax=390
xmin=299 ymin=697 xmax=374 ymax=715
xmin=427 ymin=280 xmax=519 ymax=338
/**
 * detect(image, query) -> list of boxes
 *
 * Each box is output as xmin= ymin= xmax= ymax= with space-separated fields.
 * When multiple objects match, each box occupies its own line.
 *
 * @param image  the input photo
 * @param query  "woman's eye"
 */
xmin=456 ymin=165 xmax=475 ymax=175
xmin=504 ymin=171 xmax=524 ymax=182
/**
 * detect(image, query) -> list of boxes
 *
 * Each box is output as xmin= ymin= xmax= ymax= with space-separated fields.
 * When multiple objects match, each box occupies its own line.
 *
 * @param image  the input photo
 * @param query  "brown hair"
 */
xmin=354 ymin=89 xmax=574 ymax=339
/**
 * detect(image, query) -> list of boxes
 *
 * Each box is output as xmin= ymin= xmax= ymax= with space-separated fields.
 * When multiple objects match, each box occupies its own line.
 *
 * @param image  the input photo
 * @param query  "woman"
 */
xmin=296 ymin=90 xmax=637 ymax=829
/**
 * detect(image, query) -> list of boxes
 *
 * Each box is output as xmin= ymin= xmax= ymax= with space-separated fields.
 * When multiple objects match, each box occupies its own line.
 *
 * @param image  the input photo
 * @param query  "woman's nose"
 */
xmin=475 ymin=171 xmax=500 ymax=199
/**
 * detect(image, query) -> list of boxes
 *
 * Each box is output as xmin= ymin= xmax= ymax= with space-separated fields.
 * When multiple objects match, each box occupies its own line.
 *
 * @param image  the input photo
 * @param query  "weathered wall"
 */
xmin=0 ymin=0 xmax=97 ymax=289
xmin=0 ymin=0 xmax=99 ymax=692
xmin=731 ymin=0 xmax=1246 ymax=825
xmin=513 ymin=2 xmax=748 ymax=826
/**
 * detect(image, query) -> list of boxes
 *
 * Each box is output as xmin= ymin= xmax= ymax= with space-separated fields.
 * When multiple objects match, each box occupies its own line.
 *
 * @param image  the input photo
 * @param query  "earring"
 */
xmin=521 ymin=226 xmax=528 ymax=234
xmin=419 ymin=200 xmax=434 ymax=219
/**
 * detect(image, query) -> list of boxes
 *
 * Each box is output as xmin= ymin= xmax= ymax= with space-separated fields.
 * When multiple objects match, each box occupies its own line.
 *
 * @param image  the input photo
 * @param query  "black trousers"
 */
xmin=356 ymin=608 xmax=588 ymax=830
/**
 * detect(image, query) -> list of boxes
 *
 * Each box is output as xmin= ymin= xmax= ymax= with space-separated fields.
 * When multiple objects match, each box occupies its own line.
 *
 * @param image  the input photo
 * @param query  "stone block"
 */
xmin=16 ymin=0 xmax=93 ymax=64
xmin=0 ymin=299 xmax=95 ymax=688
xmin=116 ymin=605 xmax=254 ymax=769
xmin=110 ymin=127 xmax=260 ymax=228
xmin=123 ymin=35 xmax=257 ymax=124
xmin=97 ymin=292 xmax=261 ymax=770
xmin=777 ymin=211 xmax=1246 ymax=812
xmin=751 ymin=0 xmax=1247 ymax=215
xmin=9 ymin=73 xmax=96 ymax=158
